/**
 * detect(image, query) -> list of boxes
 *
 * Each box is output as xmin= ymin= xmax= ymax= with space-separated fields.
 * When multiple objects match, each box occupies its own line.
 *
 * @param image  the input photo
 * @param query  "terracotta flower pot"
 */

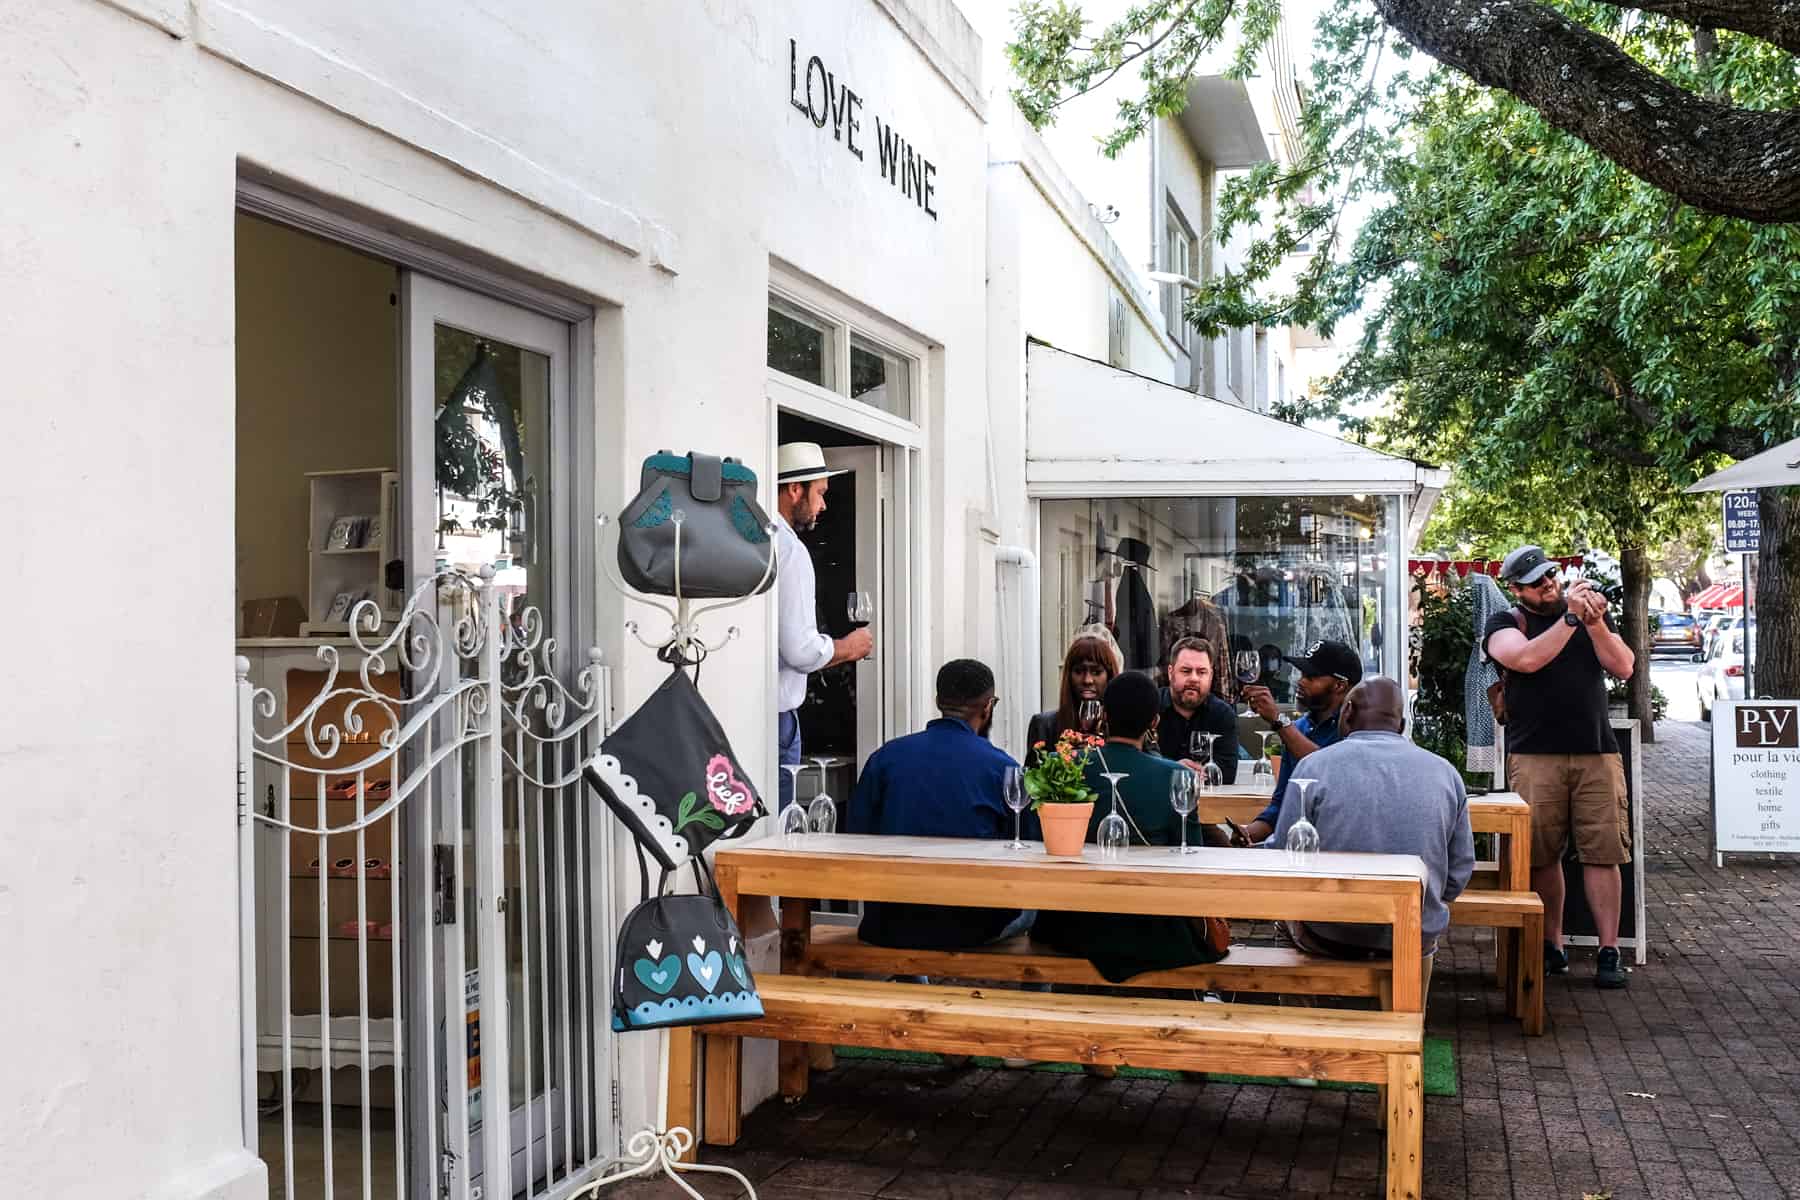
xmin=1039 ymin=801 xmax=1095 ymax=857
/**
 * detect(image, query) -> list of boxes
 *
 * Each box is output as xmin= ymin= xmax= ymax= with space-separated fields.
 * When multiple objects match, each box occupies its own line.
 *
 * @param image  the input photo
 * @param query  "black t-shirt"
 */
xmin=1482 ymin=607 xmax=1619 ymax=755
xmin=1152 ymin=690 xmax=1240 ymax=783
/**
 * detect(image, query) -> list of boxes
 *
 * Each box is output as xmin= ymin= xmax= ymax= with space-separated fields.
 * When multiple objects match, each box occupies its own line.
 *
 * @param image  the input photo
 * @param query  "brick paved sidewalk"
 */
xmin=620 ymin=720 xmax=1800 ymax=1199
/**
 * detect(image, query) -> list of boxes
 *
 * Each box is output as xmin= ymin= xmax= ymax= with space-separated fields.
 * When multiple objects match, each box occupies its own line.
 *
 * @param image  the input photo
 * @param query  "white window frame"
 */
xmin=764 ymin=266 xmax=933 ymax=793
xmin=767 ymin=282 xmax=925 ymax=447
xmin=1163 ymin=197 xmax=1196 ymax=348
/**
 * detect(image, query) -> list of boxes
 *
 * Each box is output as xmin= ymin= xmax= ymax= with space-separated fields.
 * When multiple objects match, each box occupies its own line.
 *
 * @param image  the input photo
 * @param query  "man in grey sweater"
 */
xmin=1271 ymin=677 xmax=1475 ymax=1000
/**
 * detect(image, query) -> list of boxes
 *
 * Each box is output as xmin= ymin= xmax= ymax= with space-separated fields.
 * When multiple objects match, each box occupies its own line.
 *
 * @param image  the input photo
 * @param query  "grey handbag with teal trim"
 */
xmin=617 ymin=450 xmax=775 ymax=600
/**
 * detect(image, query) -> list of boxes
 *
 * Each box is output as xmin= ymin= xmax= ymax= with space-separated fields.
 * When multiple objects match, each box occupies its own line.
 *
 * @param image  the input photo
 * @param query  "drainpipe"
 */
xmin=995 ymin=545 xmax=1040 ymax=760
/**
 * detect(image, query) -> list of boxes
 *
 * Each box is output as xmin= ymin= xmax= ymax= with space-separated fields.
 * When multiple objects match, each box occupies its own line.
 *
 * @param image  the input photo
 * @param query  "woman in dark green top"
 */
xmin=1031 ymin=672 xmax=1231 ymax=983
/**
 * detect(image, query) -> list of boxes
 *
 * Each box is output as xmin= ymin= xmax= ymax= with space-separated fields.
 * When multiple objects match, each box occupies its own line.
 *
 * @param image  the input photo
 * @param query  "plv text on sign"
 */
xmin=1712 ymin=701 xmax=1800 ymax=858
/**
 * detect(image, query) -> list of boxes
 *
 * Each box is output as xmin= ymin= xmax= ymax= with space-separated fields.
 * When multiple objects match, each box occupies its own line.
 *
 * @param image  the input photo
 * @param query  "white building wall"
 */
xmin=1 ymin=1 xmax=988 ymax=1195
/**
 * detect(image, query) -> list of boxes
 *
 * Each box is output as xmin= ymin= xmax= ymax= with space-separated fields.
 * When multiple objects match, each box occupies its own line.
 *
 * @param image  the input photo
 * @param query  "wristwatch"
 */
xmin=1272 ymin=712 xmax=1295 ymax=729
xmin=1563 ymin=611 xmax=1581 ymax=627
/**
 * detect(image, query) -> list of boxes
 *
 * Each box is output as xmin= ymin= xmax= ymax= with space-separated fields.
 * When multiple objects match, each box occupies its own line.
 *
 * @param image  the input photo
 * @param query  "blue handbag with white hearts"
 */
xmin=612 ymin=845 xmax=762 ymax=1032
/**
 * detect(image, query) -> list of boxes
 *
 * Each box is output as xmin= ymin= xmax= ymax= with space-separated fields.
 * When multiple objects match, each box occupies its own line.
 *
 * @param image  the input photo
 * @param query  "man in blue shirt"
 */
xmin=1240 ymin=640 xmax=1362 ymax=842
xmin=845 ymin=659 xmax=1033 ymax=949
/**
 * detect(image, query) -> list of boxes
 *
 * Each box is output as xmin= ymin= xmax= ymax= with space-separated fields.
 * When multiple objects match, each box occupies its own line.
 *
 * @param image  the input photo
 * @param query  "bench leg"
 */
xmin=702 ymin=1033 xmax=743 ymax=1146
xmin=1385 ymin=1053 xmax=1423 ymax=1200
xmin=779 ymin=899 xmax=816 ymax=1099
xmin=1495 ymin=927 xmax=1514 ymax=996
xmin=1517 ymin=910 xmax=1545 ymax=1037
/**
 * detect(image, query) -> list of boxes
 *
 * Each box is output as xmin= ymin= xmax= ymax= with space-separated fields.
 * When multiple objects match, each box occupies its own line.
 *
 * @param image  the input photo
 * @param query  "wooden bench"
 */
xmin=1449 ymin=891 xmax=1545 ymax=1035
xmin=704 ymin=974 xmax=1426 ymax=1200
xmin=806 ymin=922 xmax=1392 ymax=1000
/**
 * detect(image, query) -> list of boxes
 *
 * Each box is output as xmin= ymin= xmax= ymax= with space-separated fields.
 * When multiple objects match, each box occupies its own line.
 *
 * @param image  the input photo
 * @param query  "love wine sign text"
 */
xmin=789 ymin=38 xmax=938 ymax=220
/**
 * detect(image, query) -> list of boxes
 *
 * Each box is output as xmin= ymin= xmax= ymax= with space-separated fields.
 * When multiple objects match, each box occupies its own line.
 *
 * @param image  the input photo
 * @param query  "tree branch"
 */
xmin=1591 ymin=0 xmax=1800 ymax=55
xmin=1370 ymin=0 xmax=1800 ymax=222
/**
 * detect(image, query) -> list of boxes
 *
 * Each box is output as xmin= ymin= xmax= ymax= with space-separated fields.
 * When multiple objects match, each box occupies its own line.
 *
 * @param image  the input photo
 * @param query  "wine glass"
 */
xmin=1168 ymin=769 xmax=1198 ymax=855
xmin=1253 ymin=731 xmax=1280 ymax=784
xmin=1189 ymin=731 xmax=1223 ymax=791
xmin=847 ymin=591 xmax=873 ymax=628
xmin=1285 ymin=778 xmax=1320 ymax=866
xmin=779 ymin=762 xmax=806 ymax=814
xmin=1234 ymin=650 xmax=1261 ymax=713
xmin=1001 ymin=766 xmax=1029 ymax=851
xmin=1078 ymin=699 xmax=1102 ymax=733
xmin=779 ymin=801 xmax=810 ymax=844
xmin=807 ymin=758 xmax=837 ymax=835
xmin=1098 ymin=771 xmax=1130 ymax=859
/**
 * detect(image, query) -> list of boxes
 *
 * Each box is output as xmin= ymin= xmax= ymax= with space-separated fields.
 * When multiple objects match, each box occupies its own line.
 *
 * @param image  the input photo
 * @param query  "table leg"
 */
xmin=1517 ymin=906 xmax=1545 ymax=1037
xmin=779 ymin=898 xmax=816 ymax=1099
xmin=1389 ymin=895 xmax=1423 ymax=1015
xmin=1385 ymin=1052 xmax=1423 ymax=1200
xmin=665 ymin=1026 xmax=698 ymax=1162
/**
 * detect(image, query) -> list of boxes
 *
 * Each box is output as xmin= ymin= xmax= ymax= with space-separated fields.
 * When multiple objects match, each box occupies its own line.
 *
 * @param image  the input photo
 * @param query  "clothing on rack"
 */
xmin=1112 ymin=537 xmax=1157 ymax=672
xmin=1158 ymin=594 xmax=1231 ymax=699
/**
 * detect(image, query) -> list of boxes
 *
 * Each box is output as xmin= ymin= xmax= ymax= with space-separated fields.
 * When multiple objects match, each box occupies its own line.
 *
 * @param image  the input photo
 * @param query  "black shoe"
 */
xmin=1596 ymin=946 xmax=1627 ymax=989
xmin=1544 ymin=941 xmax=1569 ymax=975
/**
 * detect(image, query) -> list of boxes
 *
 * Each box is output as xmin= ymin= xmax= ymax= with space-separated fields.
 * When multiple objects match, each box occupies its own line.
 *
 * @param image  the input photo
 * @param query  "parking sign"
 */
xmin=1723 ymin=490 xmax=1761 ymax=553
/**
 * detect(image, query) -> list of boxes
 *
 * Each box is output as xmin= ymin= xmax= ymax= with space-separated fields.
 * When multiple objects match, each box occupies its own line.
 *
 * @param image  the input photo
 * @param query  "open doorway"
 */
xmin=777 ymin=414 xmax=893 ymax=805
xmin=234 ymin=207 xmax=610 ymax=1199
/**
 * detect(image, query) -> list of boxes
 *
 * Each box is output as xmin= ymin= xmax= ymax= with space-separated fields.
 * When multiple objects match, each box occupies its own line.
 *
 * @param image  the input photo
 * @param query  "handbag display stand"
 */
xmin=576 ymin=510 xmax=775 ymax=1200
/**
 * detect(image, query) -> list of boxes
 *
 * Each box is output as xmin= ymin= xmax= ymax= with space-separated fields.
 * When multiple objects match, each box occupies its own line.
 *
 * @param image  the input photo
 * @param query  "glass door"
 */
xmin=821 ymin=446 xmax=888 ymax=776
xmin=401 ymin=274 xmax=583 ymax=1199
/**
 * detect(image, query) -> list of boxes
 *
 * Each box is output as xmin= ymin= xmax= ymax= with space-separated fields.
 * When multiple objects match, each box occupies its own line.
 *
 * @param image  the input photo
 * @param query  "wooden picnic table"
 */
xmin=696 ymin=834 xmax=1432 ymax=1190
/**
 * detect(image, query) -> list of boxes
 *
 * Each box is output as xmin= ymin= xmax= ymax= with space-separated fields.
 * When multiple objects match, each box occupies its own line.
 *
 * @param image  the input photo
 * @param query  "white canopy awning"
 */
xmin=1686 ymin=436 xmax=1800 ymax=492
xmin=1025 ymin=340 xmax=1442 ymax=504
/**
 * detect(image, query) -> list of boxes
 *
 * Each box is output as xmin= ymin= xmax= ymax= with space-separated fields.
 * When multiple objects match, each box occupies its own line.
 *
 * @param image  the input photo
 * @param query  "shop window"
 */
xmin=1037 ymin=495 xmax=1396 ymax=712
xmin=768 ymin=292 xmax=914 ymax=421
xmin=1163 ymin=198 xmax=1196 ymax=346
xmin=849 ymin=333 xmax=912 ymax=419
xmin=768 ymin=296 xmax=837 ymax=390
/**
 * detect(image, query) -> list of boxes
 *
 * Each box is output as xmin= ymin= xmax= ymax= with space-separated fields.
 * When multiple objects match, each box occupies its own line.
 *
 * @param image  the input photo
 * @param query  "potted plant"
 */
xmin=1025 ymin=729 xmax=1102 ymax=856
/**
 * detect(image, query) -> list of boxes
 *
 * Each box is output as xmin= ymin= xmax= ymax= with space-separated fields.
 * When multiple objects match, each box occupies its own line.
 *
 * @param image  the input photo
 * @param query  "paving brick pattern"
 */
xmin=616 ymin=720 xmax=1800 ymax=1199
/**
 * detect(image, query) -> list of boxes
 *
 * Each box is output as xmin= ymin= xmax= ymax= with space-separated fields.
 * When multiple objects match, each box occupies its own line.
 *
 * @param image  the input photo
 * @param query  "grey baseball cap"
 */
xmin=1499 ymin=544 xmax=1558 ymax=585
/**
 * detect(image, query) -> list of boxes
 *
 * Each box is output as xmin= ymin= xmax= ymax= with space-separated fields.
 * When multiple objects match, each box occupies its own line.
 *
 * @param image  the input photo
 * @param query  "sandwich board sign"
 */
xmin=1712 ymin=701 xmax=1800 ymax=865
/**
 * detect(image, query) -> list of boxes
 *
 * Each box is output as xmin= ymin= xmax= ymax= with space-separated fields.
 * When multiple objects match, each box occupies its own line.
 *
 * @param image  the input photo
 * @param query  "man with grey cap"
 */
xmin=1484 ymin=545 xmax=1636 ymax=989
xmin=774 ymin=442 xmax=873 ymax=812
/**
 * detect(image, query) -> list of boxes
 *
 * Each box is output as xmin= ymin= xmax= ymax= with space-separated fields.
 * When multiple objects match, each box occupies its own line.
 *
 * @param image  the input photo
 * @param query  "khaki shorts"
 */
xmin=1510 ymin=752 xmax=1631 ymax=866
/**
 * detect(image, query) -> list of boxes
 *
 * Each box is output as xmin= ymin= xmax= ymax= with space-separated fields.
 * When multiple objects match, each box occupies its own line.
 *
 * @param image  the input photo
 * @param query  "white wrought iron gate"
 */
xmin=237 ymin=572 xmax=617 ymax=1199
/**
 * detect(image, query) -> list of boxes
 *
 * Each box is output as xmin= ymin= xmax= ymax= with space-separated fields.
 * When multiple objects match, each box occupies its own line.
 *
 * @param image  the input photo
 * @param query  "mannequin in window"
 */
xmin=1111 ymin=536 xmax=1157 ymax=673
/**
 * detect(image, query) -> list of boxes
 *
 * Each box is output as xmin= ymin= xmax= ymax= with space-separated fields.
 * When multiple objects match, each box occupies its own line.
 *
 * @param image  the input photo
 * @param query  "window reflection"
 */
xmin=767 ymin=298 xmax=835 ymax=390
xmin=849 ymin=333 xmax=911 ymax=420
xmin=1039 ymin=496 xmax=1393 ymax=706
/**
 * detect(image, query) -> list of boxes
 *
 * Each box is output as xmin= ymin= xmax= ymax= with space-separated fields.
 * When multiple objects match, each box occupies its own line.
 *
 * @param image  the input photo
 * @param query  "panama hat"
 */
xmin=777 ymin=441 xmax=849 ymax=484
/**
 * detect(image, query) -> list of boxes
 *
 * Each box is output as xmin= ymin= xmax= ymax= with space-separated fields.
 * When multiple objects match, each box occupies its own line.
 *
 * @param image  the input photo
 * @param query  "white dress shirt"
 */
xmin=774 ymin=513 xmax=833 ymax=713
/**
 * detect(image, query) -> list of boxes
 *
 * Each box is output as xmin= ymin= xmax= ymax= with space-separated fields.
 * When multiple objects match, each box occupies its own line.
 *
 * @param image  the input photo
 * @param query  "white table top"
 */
xmin=721 ymin=833 xmax=1428 ymax=885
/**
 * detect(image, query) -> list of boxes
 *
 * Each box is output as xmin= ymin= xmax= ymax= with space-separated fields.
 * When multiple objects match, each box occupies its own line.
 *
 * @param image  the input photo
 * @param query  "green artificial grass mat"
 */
xmin=833 ymin=1035 xmax=1457 ymax=1097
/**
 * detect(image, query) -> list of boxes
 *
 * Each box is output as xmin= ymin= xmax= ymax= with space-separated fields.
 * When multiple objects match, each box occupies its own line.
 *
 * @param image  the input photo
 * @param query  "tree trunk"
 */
xmin=1754 ymin=488 xmax=1800 ymax=698
xmin=1620 ymin=544 xmax=1655 ymax=741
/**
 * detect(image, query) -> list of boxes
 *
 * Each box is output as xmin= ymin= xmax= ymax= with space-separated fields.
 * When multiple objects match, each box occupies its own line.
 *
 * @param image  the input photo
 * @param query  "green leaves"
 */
xmin=674 ymin=791 xmax=725 ymax=834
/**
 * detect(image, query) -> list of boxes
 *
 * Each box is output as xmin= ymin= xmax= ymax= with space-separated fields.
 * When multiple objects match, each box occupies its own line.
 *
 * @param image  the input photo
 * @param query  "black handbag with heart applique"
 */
xmin=584 ymin=666 xmax=766 ymax=871
xmin=612 ymin=845 xmax=763 ymax=1032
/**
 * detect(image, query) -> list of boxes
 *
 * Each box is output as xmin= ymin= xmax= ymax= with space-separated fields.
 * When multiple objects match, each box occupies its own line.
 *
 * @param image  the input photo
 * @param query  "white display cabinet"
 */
xmin=302 ymin=468 xmax=401 ymax=635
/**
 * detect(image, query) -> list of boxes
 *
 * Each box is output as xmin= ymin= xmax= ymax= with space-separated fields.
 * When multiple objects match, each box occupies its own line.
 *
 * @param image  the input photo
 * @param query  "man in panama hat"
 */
xmin=774 ymin=442 xmax=873 ymax=811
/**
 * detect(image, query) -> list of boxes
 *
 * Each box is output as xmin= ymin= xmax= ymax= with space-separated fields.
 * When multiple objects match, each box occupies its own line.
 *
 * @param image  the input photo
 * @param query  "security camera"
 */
xmin=1089 ymin=203 xmax=1120 ymax=225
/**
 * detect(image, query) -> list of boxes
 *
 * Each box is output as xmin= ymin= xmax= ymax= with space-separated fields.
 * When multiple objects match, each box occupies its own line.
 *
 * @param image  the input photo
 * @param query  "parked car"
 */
xmin=1651 ymin=611 xmax=1704 ymax=659
xmin=1697 ymin=631 xmax=1748 ymax=720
